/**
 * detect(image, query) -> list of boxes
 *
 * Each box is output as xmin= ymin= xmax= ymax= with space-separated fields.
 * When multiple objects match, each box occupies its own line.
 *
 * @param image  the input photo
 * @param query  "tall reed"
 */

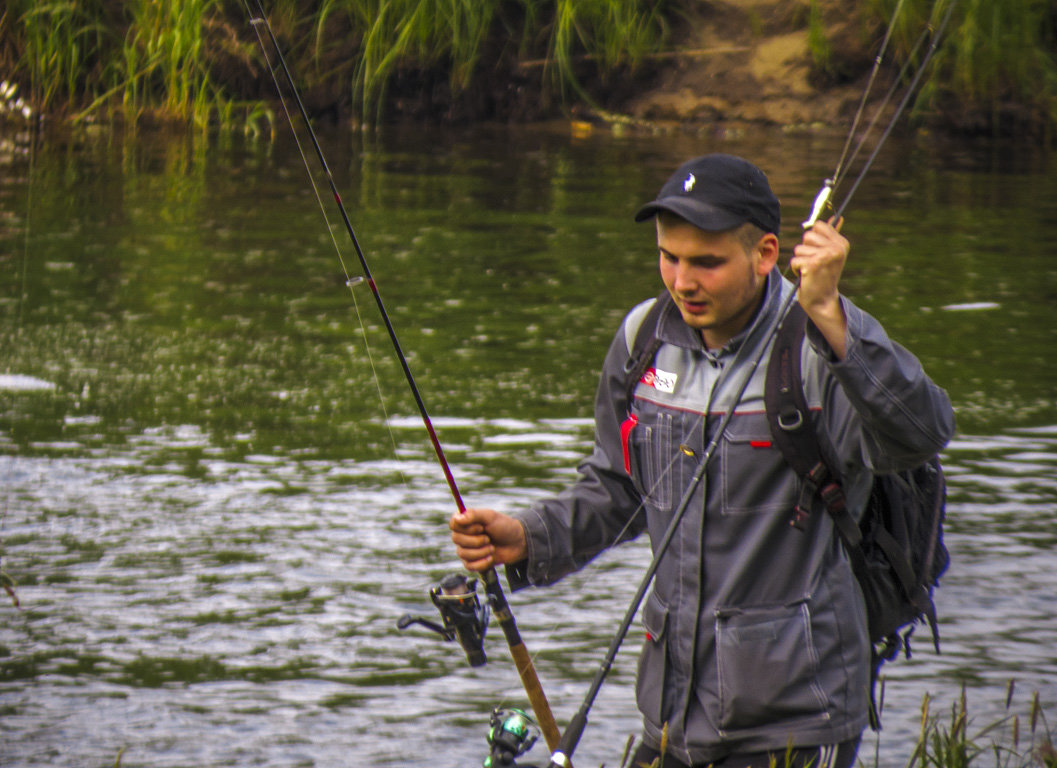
xmin=868 ymin=0 xmax=1057 ymax=132
xmin=544 ymin=0 xmax=664 ymax=102
xmin=16 ymin=0 xmax=110 ymax=115
xmin=906 ymin=683 xmax=1056 ymax=768
xmin=316 ymin=0 xmax=505 ymax=120
xmin=4 ymin=0 xmax=666 ymax=127
xmin=311 ymin=0 xmax=664 ymax=120
xmin=120 ymin=0 xmax=221 ymax=126
xmin=4 ymin=0 xmax=1056 ymax=132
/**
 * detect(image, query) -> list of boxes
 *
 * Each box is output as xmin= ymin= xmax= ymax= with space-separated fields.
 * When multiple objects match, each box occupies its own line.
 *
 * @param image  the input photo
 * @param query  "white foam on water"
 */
xmin=0 ymin=373 xmax=56 ymax=391
xmin=941 ymin=301 xmax=1001 ymax=311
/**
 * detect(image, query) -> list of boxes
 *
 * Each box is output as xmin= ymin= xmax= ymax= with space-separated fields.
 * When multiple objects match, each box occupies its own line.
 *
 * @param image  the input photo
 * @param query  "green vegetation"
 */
xmin=620 ymin=683 xmax=1057 ymax=768
xmin=0 ymin=0 xmax=1054 ymax=134
xmin=807 ymin=0 xmax=833 ymax=78
xmin=5 ymin=0 xmax=265 ymax=128
xmin=904 ymin=682 xmax=1057 ymax=768
xmin=866 ymin=0 xmax=1057 ymax=136
xmin=0 ymin=0 xmax=666 ymax=129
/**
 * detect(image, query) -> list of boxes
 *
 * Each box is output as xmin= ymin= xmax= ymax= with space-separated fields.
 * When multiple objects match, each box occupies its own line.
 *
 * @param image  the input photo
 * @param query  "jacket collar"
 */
xmin=654 ymin=268 xmax=789 ymax=357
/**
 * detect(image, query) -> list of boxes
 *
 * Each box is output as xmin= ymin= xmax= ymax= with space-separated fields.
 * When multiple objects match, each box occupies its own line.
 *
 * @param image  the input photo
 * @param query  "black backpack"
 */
xmin=625 ymin=292 xmax=949 ymax=730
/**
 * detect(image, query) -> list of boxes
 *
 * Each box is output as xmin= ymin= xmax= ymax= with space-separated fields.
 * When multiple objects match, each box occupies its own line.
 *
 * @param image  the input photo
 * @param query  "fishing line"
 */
xmin=246 ymin=2 xmax=461 ymax=509
xmin=833 ymin=0 xmax=957 ymax=220
xmin=804 ymin=0 xmax=958 ymax=229
xmin=17 ymin=114 xmax=38 ymax=336
xmin=832 ymin=23 xmax=930 ymax=196
xmin=244 ymin=1 xmax=564 ymax=753
xmin=829 ymin=0 xmax=909 ymax=191
xmin=243 ymin=2 xmax=406 ymax=473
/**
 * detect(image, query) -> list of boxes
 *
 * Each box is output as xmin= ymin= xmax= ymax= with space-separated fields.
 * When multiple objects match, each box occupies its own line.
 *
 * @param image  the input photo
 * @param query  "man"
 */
xmin=450 ymin=154 xmax=955 ymax=768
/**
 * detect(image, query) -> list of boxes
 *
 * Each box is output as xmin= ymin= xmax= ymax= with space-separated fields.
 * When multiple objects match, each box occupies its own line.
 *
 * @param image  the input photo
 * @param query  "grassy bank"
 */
xmin=0 ymin=0 xmax=1054 ymax=135
xmin=0 ymin=0 xmax=665 ymax=130
xmin=866 ymin=0 xmax=1057 ymax=137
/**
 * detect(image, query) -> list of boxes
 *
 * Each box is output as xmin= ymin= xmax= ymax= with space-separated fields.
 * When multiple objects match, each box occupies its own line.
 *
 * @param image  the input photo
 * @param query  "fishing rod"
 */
xmin=544 ymin=3 xmax=958 ymax=766
xmin=802 ymin=0 xmax=957 ymax=230
xmin=243 ymin=1 xmax=564 ymax=754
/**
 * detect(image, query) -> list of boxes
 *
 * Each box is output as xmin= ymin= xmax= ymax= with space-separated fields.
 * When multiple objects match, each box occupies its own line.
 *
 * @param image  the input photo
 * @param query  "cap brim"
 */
xmin=634 ymin=197 xmax=748 ymax=232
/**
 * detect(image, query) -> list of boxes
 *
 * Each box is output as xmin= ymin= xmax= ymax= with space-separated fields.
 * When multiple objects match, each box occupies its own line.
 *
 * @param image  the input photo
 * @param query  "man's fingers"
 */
xmin=451 ymin=531 xmax=491 ymax=549
xmin=449 ymin=510 xmax=486 ymax=534
xmin=461 ymin=554 xmax=495 ymax=572
xmin=454 ymin=540 xmax=496 ymax=571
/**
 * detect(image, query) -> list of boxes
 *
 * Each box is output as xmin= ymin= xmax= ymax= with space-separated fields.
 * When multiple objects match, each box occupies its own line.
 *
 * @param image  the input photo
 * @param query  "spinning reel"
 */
xmin=397 ymin=572 xmax=491 ymax=667
xmin=484 ymin=708 xmax=540 ymax=768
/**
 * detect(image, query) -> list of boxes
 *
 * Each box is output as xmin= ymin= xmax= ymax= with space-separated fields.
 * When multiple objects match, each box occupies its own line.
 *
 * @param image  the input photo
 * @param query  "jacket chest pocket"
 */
xmin=628 ymin=411 xmax=676 ymax=513
xmin=719 ymin=414 xmax=798 ymax=516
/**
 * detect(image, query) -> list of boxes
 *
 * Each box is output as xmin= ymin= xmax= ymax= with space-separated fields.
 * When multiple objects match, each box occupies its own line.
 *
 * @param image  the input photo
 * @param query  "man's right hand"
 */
xmin=449 ymin=508 xmax=527 ymax=572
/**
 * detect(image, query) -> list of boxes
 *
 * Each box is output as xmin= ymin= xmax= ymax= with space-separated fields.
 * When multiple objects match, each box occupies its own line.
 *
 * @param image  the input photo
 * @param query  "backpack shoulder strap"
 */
xmin=764 ymin=303 xmax=860 ymax=545
xmin=764 ymin=302 xmax=816 ymax=477
xmin=623 ymin=292 xmax=673 ymax=406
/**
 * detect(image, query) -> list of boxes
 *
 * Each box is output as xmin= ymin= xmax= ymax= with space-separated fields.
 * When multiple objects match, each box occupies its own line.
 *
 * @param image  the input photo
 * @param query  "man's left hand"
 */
xmin=791 ymin=218 xmax=850 ymax=359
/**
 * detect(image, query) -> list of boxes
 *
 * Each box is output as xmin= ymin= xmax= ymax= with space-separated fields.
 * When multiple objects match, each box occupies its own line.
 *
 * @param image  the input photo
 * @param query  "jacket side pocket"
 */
xmin=714 ymin=601 xmax=831 ymax=735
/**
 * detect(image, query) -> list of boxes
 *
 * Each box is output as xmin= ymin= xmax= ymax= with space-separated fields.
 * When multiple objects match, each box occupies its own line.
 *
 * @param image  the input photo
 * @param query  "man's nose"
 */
xmin=673 ymin=260 xmax=697 ymax=293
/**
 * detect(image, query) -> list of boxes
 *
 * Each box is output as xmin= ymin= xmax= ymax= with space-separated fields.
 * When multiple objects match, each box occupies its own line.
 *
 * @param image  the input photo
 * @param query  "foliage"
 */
xmin=807 ymin=0 xmax=833 ymax=77
xmin=613 ymin=683 xmax=1057 ymax=768
xmin=3 ymin=0 xmax=1057 ymax=134
xmin=867 ymin=0 xmax=1057 ymax=135
xmin=907 ymin=682 xmax=1057 ymax=768
xmin=10 ymin=0 xmax=261 ymax=129
xmin=15 ymin=0 xmax=111 ymax=116
xmin=1 ymin=0 xmax=667 ymax=128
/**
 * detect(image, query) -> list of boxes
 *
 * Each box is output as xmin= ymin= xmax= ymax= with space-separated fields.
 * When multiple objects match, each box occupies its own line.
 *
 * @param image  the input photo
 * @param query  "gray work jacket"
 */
xmin=509 ymin=269 xmax=955 ymax=764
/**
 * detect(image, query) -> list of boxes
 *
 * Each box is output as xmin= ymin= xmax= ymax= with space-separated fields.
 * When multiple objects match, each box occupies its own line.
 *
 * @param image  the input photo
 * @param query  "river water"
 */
xmin=1 ymin=120 xmax=1055 ymax=768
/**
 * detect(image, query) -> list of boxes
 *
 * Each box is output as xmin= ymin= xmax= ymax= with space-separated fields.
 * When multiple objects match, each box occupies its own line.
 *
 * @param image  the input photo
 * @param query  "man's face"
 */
xmin=656 ymin=215 xmax=778 ymax=349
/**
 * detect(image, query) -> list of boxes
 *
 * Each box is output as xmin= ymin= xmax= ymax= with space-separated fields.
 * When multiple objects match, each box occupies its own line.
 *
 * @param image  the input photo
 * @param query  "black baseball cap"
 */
xmin=634 ymin=154 xmax=781 ymax=235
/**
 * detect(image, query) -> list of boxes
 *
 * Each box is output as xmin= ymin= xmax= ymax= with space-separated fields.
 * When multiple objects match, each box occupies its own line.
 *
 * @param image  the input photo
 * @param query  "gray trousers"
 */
xmin=627 ymin=736 xmax=861 ymax=768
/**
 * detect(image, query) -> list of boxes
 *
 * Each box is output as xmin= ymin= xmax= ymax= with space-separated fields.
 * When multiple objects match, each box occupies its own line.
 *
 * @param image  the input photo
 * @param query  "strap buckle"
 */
xmin=777 ymin=408 xmax=804 ymax=431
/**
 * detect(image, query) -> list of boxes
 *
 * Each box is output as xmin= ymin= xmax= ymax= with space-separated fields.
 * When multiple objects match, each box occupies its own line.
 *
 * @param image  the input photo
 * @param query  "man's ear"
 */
xmin=756 ymin=233 xmax=780 ymax=275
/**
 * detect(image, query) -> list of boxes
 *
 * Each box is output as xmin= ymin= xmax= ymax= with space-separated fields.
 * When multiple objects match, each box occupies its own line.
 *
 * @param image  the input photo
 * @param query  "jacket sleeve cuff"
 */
xmin=805 ymin=295 xmax=862 ymax=362
xmin=509 ymin=505 xmax=577 ymax=587
xmin=505 ymin=560 xmax=530 ymax=591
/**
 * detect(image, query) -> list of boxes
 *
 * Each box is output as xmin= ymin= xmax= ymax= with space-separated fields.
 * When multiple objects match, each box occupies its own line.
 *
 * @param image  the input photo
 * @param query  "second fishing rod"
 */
xmin=244 ymin=0 xmax=564 ymax=754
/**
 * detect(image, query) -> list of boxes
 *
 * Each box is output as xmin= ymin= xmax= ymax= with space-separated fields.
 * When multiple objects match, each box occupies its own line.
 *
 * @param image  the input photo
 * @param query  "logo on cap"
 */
xmin=683 ymin=173 xmax=695 ymax=193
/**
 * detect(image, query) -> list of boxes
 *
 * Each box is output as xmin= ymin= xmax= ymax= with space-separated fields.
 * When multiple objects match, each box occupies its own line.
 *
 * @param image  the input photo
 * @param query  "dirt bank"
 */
xmin=602 ymin=0 xmax=892 ymax=131
xmin=341 ymin=0 xmax=895 ymax=131
xmin=618 ymin=0 xmax=878 ymax=128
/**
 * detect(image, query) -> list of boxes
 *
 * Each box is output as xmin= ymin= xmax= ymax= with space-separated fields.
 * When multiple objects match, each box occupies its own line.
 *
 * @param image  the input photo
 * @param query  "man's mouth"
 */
xmin=679 ymin=298 xmax=709 ymax=313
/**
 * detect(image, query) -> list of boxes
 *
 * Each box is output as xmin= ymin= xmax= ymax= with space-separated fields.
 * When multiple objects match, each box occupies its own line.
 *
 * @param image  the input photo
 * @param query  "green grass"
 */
xmin=2 ymin=1 xmax=1055 ymax=134
xmin=619 ymin=683 xmax=1056 ymax=768
xmin=1 ymin=0 xmax=667 ymax=129
xmin=16 ymin=1 xmax=110 ymax=117
xmin=867 ymin=0 xmax=1057 ymax=134
xmin=905 ymin=682 xmax=1057 ymax=768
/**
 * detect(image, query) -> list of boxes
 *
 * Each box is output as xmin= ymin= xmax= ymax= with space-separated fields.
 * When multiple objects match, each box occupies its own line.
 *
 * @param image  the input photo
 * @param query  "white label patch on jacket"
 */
xmin=641 ymin=367 xmax=677 ymax=394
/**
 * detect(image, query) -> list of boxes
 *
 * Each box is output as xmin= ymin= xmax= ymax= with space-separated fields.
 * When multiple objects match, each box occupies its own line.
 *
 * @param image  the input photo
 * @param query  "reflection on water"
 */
xmin=1 ymin=123 xmax=1056 ymax=767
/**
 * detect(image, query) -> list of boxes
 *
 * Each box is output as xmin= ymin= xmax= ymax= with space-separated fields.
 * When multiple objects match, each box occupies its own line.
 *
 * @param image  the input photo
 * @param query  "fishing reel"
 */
xmin=397 ymin=572 xmax=490 ymax=667
xmin=484 ymin=708 xmax=540 ymax=768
